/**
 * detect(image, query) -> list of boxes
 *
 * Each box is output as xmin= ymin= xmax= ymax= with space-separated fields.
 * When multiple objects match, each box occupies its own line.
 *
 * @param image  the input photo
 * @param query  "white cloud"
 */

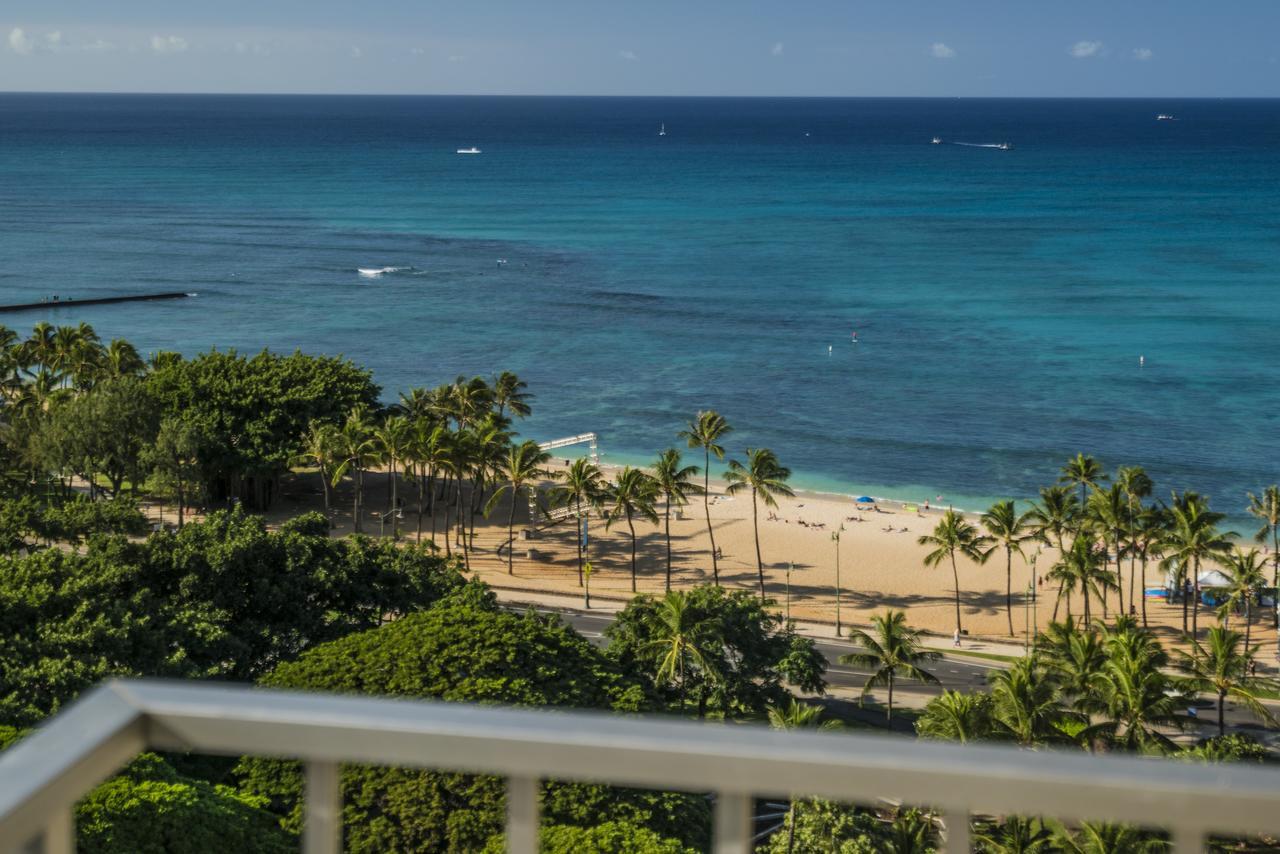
xmin=151 ymin=35 xmax=188 ymax=54
xmin=45 ymin=31 xmax=62 ymax=49
xmin=771 ymin=41 xmax=784 ymax=56
xmin=1132 ymin=47 xmax=1153 ymax=61
xmin=618 ymin=49 xmax=637 ymax=61
xmin=234 ymin=41 xmax=270 ymax=57
xmin=8 ymin=28 xmax=33 ymax=55
xmin=1069 ymin=40 xmax=1103 ymax=59
xmin=410 ymin=46 xmax=425 ymax=56
xmin=350 ymin=45 xmax=362 ymax=59
xmin=930 ymin=42 xmax=956 ymax=59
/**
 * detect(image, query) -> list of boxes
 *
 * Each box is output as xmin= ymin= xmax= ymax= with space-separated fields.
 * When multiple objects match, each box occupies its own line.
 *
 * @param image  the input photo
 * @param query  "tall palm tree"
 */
xmin=1180 ymin=626 xmax=1278 ymax=738
xmin=1029 ymin=485 xmax=1081 ymax=620
xmin=413 ymin=421 xmax=450 ymax=547
xmin=330 ymin=408 xmax=378 ymax=534
xmin=1218 ymin=549 xmax=1267 ymax=647
xmin=1086 ymin=627 xmax=1186 ymax=753
xmin=974 ymin=816 xmax=1056 ymax=854
xmin=1246 ymin=486 xmax=1280 ymax=627
xmin=981 ymin=500 xmax=1036 ymax=637
xmin=766 ymin=699 xmax=839 ymax=854
xmin=372 ymin=415 xmax=412 ymax=538
xmin=485 ymin=440 xmax=552 ymax=574
xmin=1116 ymin=466 xmax=1153 ymax=618
xmin=915 ymin=690 xmax=993 ymax=743
xmin=1133 ymin=505 xmax=1166 ymax=629
xmin=644 ymin=591 xmax=722 ymax=712
xmin=294 ymin=421 xmax=340 ymax=513
xmin=1163 ymin=491 xmax=1232 ymax=638
xmin=678 ymin=410 xmax=731 ymax=584
xmin=551 ymin=458 xmax=605 ymax=586
xmin=1052 ymin=822 xmax=1168 ymax=854
xmin=918 ymin=508 xmax=990 ymax=637
xmin=102 ymin=338 xmax=145 ymax=380
xmin=1037 ymin=618 xmax=1106 ymax=712
xmin=1059 ymin=453 xmax=1106 ymax=515
xmin=652 ymin=448 xmax=702 ymax=591
xmin=988 ymin=658 xmax=1072 ymax=747
xmin=490 ymin=371 xmax=533 ymax=419
xmin=604 ymin=467 xmax=660 ymax=592
xmin=1050 ymin=536 xmax=1115 ymax=625
xmin=839 ymin=610 xmax=940 ymax=722
xmin=1087 ymin=484 xmax=1129 ymax=617
xmin=724 ymin=447 xmax=794 ymax=600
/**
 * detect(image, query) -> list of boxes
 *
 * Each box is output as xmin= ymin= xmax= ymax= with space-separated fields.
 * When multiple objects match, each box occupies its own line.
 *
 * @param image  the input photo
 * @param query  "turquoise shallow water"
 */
xmin=0 ymin=94 xmax=1277 ymax=516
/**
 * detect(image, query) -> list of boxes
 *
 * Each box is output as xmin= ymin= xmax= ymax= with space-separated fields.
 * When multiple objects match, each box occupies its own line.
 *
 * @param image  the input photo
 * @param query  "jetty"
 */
xmin=0 ymin=292 xmax=191 ymax=314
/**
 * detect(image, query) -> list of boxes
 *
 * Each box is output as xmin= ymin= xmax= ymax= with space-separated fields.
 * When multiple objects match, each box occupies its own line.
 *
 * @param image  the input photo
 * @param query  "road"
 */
xmin=527 ymin=605 xmax=1279 ymax=744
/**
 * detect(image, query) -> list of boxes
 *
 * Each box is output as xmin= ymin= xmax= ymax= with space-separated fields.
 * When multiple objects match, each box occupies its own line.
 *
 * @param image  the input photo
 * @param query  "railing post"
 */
xmin=506 ymin=776 xmax=539 ymax=854
xmin=942 ymin=810 xmax=970 ymax=853
xmin=303 ymin=762 xmax=341 ymax=854
xmin=713 ymin=792 xmax=751 ymax=854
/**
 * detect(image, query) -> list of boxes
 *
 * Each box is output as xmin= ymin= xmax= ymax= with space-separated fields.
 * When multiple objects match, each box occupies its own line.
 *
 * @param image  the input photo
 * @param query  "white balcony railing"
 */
xmin=1 ymin=679 xmax=1278 ymax=854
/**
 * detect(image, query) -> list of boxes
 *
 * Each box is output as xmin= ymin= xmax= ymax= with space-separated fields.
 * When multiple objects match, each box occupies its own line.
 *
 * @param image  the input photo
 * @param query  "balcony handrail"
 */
xmin=2 ymin=679 xmax=1277 ymax=854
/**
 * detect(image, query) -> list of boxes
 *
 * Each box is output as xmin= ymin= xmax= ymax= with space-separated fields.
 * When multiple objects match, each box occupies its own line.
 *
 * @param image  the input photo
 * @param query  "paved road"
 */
xmin=528 ymin=605 xmax=1278 ymax=743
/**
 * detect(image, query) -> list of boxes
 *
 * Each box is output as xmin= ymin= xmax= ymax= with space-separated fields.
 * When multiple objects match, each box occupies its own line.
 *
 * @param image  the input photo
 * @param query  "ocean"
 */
xmin=1 ymin=94 xmax=1277 ymax=518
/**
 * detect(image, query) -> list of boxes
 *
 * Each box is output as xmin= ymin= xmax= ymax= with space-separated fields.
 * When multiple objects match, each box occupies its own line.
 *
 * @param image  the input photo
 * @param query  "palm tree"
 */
xmin=1246 ymin=486 xmax=1280 ymax=627
xmin=485 ymin=440 xmax=552 ymax=574
xmin=1116 ymin=466 xmax=1153 ymax=618
xmin=102 ymin=339 xmax=145 ymax=380
xmin=839 ymin=610 xmax=940 ymax=722
xmin=652 ymin=449 xmax=702 ymax=591
xmin=915 ymin=690 xmax=992 ymax=743
xmin=1038 ymin=619 xmax=1106 ymax=712
xmin=1087 ymin=627 xmax=1186 ymax=753
xmin=372 ymin=415 xmax=412 ymax=538
xmin=678 ymin=411 xmax=731 ymax=584
xmin=294 ymin=421 xmax=340 ymax=513
xmin=724 ymin=447 xmax=794 ymax=600
xmin=551 ymin=458 xmax=605 ymax=586
xmin=1028 ymin=485 xmax=1081 ymax=620
xmin=988 ymin=658 xmax=1072 ymax=747
xmin=918 ymin=508 xmax=989 ymax=637
xmin=1179 ymin=626 xmax=1279 ymax=738
xmin=981 ymin=500 xmax=1035 ymax=637
xmin=1050 ymin=537 xmax=1115 ymax=625
xmin=766 ymin=699 xmax=839 ymax=854
xmin=1059 ymin=453 xmax=1106 ymax=515
xmin=1218 ymin=549 xmax=1267 ymax=647
xmin=1133 ymin=505 xmax=1166 ymax=629
xmin=1087 ymin=484 xmax=1129 ymax=617
xmin=644 ymin=591 xmax=721 ymax=712
xmin=330 ymin=408 xmax=378 ymax=534
xmin=1163 ymin=491 xmax=1232 ymax=637
xmin=491 ymin=371 xmax=532 ymax=419
xmin=604 ymin=467 xmax=660 ymax=592
xmin=1052 ymin=822 xmax=1168 ymax=854
xmin=974 ymin=816 xmax=1055 ymax=854
xmin=413 ymin=421 xmax=449 ymax=547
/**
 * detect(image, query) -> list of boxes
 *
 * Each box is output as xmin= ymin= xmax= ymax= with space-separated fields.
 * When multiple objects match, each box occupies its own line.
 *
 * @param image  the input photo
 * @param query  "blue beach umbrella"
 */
xmin=856 ymin=496 xmax=874 ymax=503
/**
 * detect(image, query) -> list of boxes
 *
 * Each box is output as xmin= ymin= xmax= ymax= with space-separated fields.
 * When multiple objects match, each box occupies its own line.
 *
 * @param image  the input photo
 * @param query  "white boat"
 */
xmin=1156 ymin=114 xmax=1177 ymax=121
xmin=996 ymin=142 xmax=1014 ymax=150
xmin=456 ymin=147 xmax=482 ymax=155
xmin=658 ymin=122 xmax=666 ymax=137
xmin=931 ymin=136 xmax=943 ymax=145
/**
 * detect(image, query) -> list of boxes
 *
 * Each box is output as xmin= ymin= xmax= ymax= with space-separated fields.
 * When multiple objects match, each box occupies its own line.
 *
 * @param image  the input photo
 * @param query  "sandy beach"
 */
xmin=248 ymin=459 xmax=1278 ymax=651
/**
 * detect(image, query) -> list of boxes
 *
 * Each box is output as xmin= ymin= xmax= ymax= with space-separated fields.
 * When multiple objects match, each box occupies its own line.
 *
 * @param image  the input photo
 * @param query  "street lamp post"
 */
xmin=832 ymin=524 xmax=845 ymax=638
xmin=1029 ymin=548 xmax=1041 ymax=652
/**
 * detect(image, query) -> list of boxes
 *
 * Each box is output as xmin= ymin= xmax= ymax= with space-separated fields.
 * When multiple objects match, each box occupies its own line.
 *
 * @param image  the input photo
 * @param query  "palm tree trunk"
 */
xmin=950 ymin=552 xmax=962 ymax=635
xmin=664 ymin=497 xmax=673 ymax=592
xmin=1192 ymin=557 xmax=1201 ymax=638
xmin=389 ymin=459 xmax=398 ymax=538
xmin=442 ymin=476 xmax=452 ymax=557
xmin=576 ymin=497 xmax=585 ymax=587
xmin=752 ymin=490 xmax=765 ymax=600
xmin=785 ymin=802 xmax=797 ymax=854
xmin=628 ymin=512 xmax=638 ymax=593
xmin=320 ymin=465 xmax=330 ymax=512
xmin=887 ymin=672 xmax=895 ymax=722
xmin=507 ymin=486 xmax=516 ymax=574
xmin=1245 ymin=597 xmax=1252 ymax=648
xmin=1115 ymin=532 xmax=1125 ymax=617
xmin=352 ymin=470 xmax=361 ymax=534
xmin=415 ymin=468 xmax=424 ymax=544
xmin=1140 ymin=551 xmax=1149 ymax=628
xmin=703 ymin=449 xmax=718 ymax=584
xmin=1273 ymin=528 xmax=1279 ymax=628
xmin=1005 ymin=546 xmax=1014 ymax=637
xmin=1218 ymin=691 xmax=1226 ymax=738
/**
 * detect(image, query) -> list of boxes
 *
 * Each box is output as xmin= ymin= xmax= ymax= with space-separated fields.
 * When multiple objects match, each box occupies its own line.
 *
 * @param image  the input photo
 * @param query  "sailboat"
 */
xmin=658 ymin=122 xmax=666 ymax=137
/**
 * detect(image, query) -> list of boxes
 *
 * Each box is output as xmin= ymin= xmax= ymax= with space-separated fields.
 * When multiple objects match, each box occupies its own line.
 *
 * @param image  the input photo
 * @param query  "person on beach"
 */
xmin=953 ymin=628 xmax=961 ymax=648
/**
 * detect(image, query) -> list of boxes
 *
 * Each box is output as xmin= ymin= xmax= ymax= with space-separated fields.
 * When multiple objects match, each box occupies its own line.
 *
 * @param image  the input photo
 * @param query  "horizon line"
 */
xmin=1 ymin=89 xmax=1278 ymax=100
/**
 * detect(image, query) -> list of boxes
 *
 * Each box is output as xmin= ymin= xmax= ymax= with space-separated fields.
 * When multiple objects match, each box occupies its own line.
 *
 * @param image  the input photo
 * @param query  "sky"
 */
xmin=1 ymin=1 xmax=1278 ymax=97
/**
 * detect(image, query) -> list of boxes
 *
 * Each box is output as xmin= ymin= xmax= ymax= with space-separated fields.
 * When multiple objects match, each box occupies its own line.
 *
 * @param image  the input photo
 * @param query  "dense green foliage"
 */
xmin=606 ymin=585 xmax=827 ymax=718
xmin=238 ymin=600 xmax=709 ymax=852
xmin=0 ymin=508 xmax=463 ymax=724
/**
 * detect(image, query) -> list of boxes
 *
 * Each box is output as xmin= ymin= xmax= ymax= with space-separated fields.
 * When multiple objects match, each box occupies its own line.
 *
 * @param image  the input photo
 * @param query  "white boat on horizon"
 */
xmin=931 ymin=136 xmax=943 ymax=144
xmin=658 ymin=122 xmax=666 ymax=137
xmin=1156 ymin=114 xmax=1177 ymax=121
xmin=456 ymin=147 xmax=482 ymax=155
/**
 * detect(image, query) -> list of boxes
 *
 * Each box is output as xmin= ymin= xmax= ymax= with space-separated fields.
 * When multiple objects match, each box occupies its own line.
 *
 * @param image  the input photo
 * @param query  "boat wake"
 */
xmin=357 ymin=266 xmax=412 ymax=278
xmin=952 ymin=141 xmax=1012 ymax=150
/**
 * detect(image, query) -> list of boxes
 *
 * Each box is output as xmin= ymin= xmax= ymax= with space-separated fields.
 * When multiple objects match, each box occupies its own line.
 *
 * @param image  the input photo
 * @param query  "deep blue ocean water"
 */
xmin=1 ymin=94 xmax=1277 ymax=515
